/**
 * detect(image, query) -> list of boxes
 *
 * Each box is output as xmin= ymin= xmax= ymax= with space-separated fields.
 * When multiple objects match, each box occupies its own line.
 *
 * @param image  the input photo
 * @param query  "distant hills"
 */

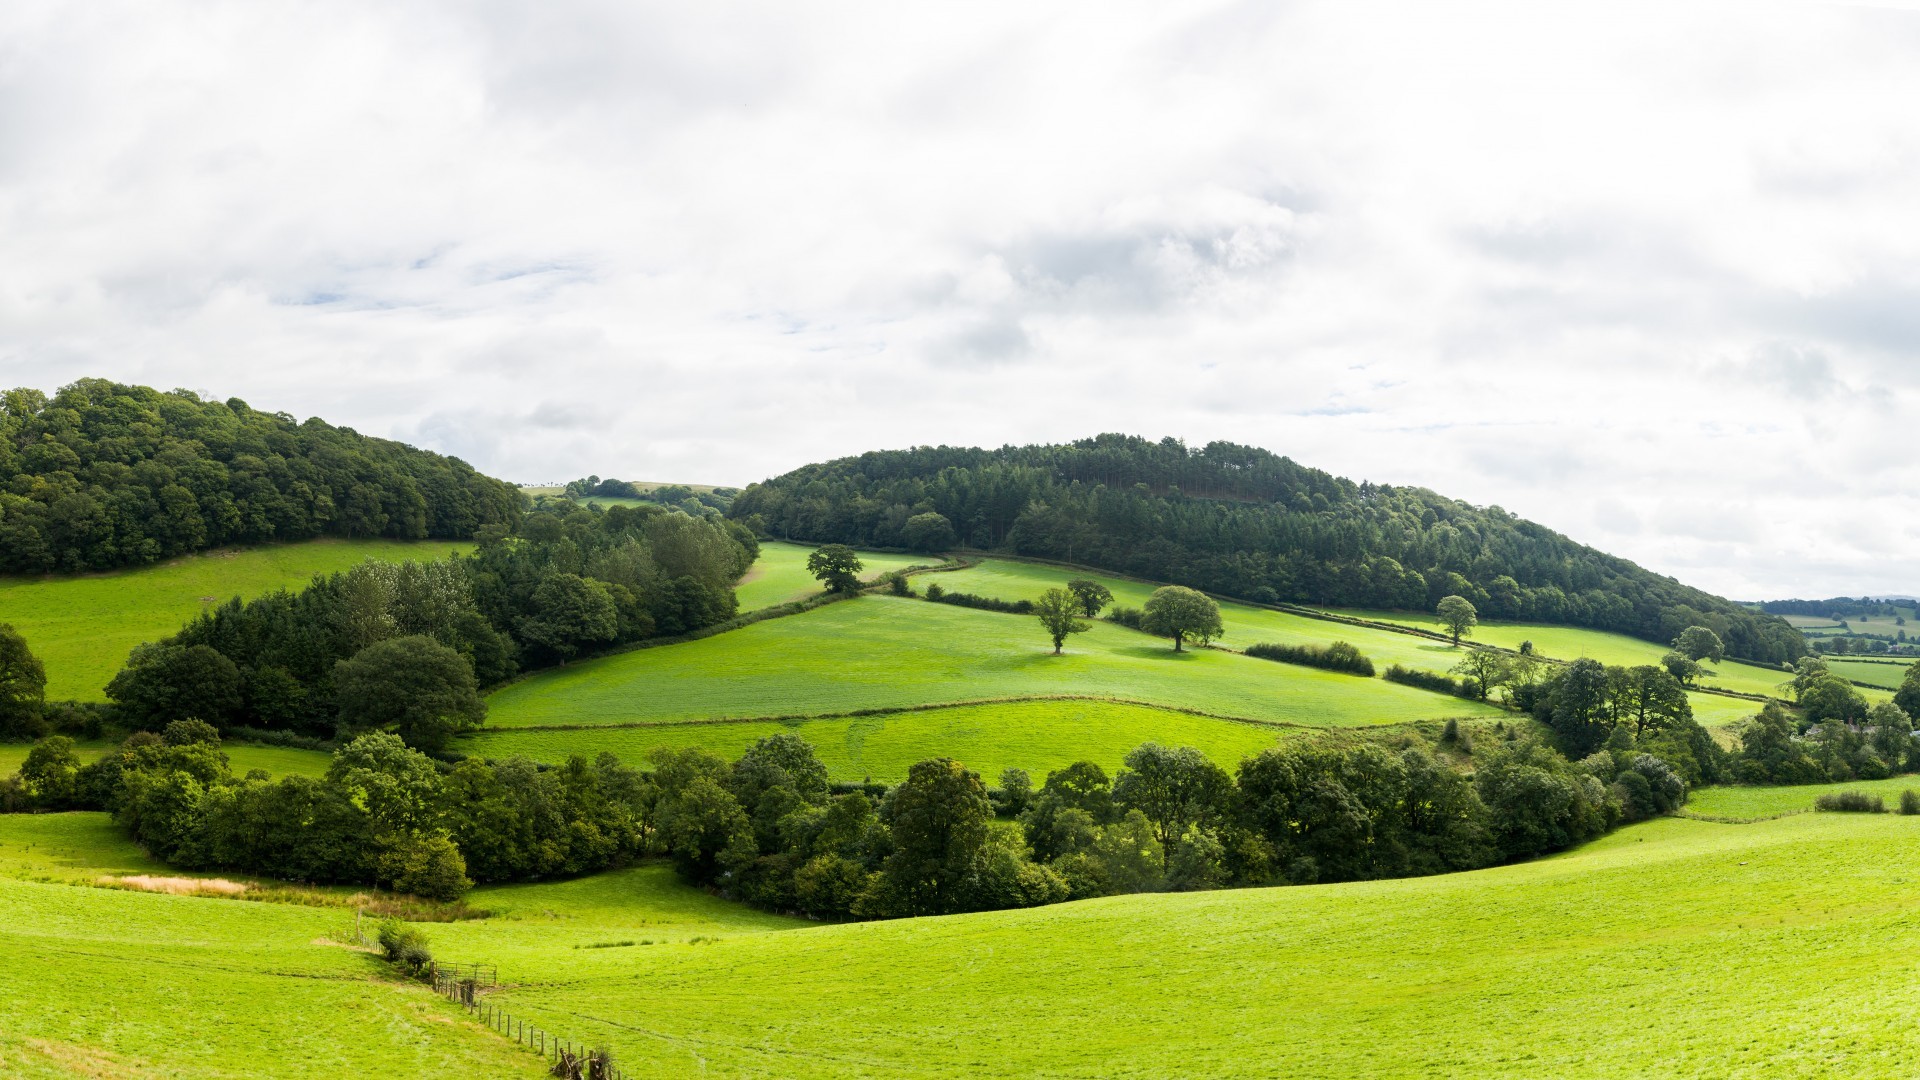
xmin=0 ymin=379 xmax=522 ymax=574
xmin=730 ymin=434 xmax=1806 ymax=663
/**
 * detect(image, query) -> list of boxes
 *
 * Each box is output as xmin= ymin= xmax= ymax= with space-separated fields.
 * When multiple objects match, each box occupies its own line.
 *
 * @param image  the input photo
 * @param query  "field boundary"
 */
xmin=466 ymin=693 xmax=1498 ymax=739
xmin=430 ymin=963 xmax=625 ymax=1079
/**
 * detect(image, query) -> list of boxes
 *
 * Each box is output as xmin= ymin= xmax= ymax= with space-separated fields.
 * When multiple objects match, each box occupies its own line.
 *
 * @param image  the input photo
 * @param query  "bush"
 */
xmin=1814 ymin=791 xmax=1886 ymax=813
xmin=375 ymin=918 xmax=434 ymax=977
xmin=377 ymin=833 xmax=472 ymax=901
xmin=1383 ymin=664 xmax=1471 ymax=697
xmin=884 ymin=571 xmax=913 ymax=597
xmin=1244 ymin=641 xmax=1375 ymax=677
xmin=923 ymin=582 xmax=945 ymax=601
xmin=927 ymin=590 xmax=1032 ymax=615
xmin=1106 ymin=606 xmax=1144 ymax=630
xmin=1903 ymin=790 xmax=1920 ymax=816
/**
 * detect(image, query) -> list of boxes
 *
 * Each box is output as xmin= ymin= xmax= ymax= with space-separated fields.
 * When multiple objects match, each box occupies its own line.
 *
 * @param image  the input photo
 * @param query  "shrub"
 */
xmin=884 ymin=571 xmax=913 ymax=597
xmin=377 ymin=833 xmax=472 ymax=902
xmin=1903 ymin=790 xmax=1920 ymax=816
xmin=1106 ymin=606 xmax=1144 ymax=630
xmin=375 ymin=918 xmax=434 ymax=978
xmin=1813 ymin=791 xmax=1885 ymax=813
xmin=1244 ymin=641 xmax=1375 ymax=677
xmin=1383 ymin=664 xmax=1471 ymax=697
xmin=928 ymin=590 xmax=1032 ymax=615
xmin=923 ymin=582 xmax=945 ymax=601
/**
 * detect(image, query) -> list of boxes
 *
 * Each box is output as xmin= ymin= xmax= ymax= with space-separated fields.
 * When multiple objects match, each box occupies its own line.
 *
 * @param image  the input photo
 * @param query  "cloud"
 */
xmin=6 ymin=0 xmax=1920 ymax=597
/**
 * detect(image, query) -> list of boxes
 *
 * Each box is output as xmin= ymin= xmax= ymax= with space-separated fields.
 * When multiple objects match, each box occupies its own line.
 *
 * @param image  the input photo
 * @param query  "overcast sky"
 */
xmin=7 ymin=1 xmax=1920 ymax=599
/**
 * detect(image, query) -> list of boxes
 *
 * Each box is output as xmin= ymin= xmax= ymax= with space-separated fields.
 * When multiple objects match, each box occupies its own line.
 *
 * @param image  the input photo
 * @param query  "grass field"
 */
xmin=458 ymin=811 xmax=1920 ymax=1078
xmin=485 ymin=596 xmax=1507 ymax=731
xmin=0 ymin=741 xmax=332 ymax=780
xmin=463 ymin=699 xmax=1296 ymax=783
xmin=0 ymin=538 xmax=472 ymax=702
xmin=1687 ymin=775 xmax=1920 ymax=819
xmin=734 ymin=541 xmax=930 ymax=612
xmin=0 ymin=814 xmax=542 ymax=1079
xmin=1825 ymin=657 xmax=1911 ymax=690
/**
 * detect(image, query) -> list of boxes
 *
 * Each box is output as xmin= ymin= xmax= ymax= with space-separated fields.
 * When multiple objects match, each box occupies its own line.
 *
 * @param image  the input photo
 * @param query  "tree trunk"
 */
xmin=1173 ymin=635 xmax=1183 ymax=652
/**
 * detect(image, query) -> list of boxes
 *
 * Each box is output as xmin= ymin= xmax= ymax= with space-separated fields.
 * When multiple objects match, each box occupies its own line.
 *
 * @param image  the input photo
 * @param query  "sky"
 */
xmin=4 ymin=0 xmax=1920 ymax=600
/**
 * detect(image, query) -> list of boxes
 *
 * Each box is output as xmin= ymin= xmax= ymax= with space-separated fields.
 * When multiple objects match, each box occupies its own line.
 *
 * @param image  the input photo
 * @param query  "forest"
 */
xmin=730 ymin=435 xmax=1806 ymax=662
xmin=0 ymin=379 xmax=523 ymax=574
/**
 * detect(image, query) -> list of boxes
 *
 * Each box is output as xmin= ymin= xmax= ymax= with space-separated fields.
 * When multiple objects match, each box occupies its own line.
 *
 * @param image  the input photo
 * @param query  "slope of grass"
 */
xmin=1687 ymin=775 xmax=1920 ymax=819
xmin=1825 ymin=657 xmax=1911 ymax=691
xmin=485 ymin=596 xmax=1506 ymax=731
xmin=465 ymin=812 xmax=1920 ymax=1078
xmin=0 ymin=815 xmax=541 ymax=1079
xmin=463 ymin=699 xmax=1291 ymax=783
xmin=0 ymin=538 xmax=472 ymax=701
xmin=734 ymin=541 xmax=930 ymax=611
xmin=0 ymin=741 xmax=332 ymax=780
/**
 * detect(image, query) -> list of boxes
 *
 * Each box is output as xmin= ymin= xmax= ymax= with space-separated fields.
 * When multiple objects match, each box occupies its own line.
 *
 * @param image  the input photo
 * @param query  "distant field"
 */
xmin=734 ymin=541 xmax=930 ymax=612
xmin=0 ymin=538 xmax=471 ymax=702
xmin=0 ymin=814 xmax=538 ymax=1078
xmin=473 ymin=812 xmax=1920 ymax=1078
xmin=1826 ymin=657 xmax=1911 ymax=690
xmin=1688 ymin=775 xmax=1920 ymax=818
xmin=0 ymin=742 xmax=332 ymax=780
xmin=464 ymin=699 xmax=1294 ymax=783
xmin=485 ymin=596 xmax=1506 ymax=731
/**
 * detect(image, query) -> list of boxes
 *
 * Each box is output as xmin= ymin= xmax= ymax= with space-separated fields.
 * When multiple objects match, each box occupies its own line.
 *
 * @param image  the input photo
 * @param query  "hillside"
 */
xmin=730 ymin=435 xmax=1805 ymax=663
xmin=0 ymin=379 xmax=522 ymax=574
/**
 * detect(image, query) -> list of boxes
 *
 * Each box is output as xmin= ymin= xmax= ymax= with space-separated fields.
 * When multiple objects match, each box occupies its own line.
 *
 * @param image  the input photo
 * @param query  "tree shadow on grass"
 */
xmin=1112 ymin=645 xmax=1201 ymax=662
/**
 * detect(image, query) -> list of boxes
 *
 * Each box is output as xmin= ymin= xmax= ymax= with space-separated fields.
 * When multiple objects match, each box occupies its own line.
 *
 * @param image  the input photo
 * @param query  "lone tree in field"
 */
xmin=1672 ymin=625 xmax=1725 ymax=665
xmin=1436 ymin=595 xmax=1478 ymax=646
xmin=1450 ymin=647 xmax=1507 ymax=702
xmin=1034 ymin=587 xmax=1091 ymax=654
xmin=0 ymin=624 xmax=47 ymax=740
xmin=807 ymin=544 xmax=865 ymax=593
xmin=1067 ymin=579 xmax=1113 ymax=618
xmin=1141 ymin=586 xmax=1223 ymax=652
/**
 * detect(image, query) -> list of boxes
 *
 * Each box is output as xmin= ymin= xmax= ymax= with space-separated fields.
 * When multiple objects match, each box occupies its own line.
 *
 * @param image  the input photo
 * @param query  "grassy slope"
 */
xmin=935 ymin=560 xmax=1759 ymax=725
xmin=734 ymin=541 xmax=929 ymax=612
xmin=0 ymin=815 xmax=540 ymax=1080
xmin=484 ymin=596 xmax=1506 ymax=731
xmin=0 ymin=538 xmax=472 ymax=701
xmin=472 ymin=812 xmax=1920 ymax=1079
xmin=1688 ymin=775 xmax=1920 ymax=818
xmin=465 ymin=700 xmax=1293 ymax=783
xmin=0 ymin=741 xmax=332 ymax=780
xmin=1825 ymin=657 xmax=1910 ymax=690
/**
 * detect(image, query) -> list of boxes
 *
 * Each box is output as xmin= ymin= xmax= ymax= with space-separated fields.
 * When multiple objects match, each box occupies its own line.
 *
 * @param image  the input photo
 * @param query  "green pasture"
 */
xmin=463 ymin=699 xmax=1291 ymax=783
xmin=0 ymin=538 xmax=472 ymax=702
xmin=1687 ymin=775 xmax=1920 ymax=819
xmin=0 ymin=815 xmax=540 ymax=1079
xmin=485 ymin=596 xmax=1506 ymax=731
xmin=466 ymin=812 xmax=1920 ymax=1078
xmin=0 ymin=741 xmax=332 ymax=781
xmin=734 ymin=541 xmax=930 ymax=612
xmin=1825 ymin=657 xmax=1911 ymax=690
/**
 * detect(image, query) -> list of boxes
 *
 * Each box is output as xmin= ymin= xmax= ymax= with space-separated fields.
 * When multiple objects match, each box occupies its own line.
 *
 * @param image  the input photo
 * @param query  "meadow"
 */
xmin=463 ymin=699 xmax=1296 ymax=783
xmin=734 ymin=541 xmax=930 ymax=611
xmin=483 ymin=595 xmax=1507 ymax=731
xmin=461 ymin=811 xmax=1920 ymax=1079
xmin=1825 ymin=657 xmax=1910 ymax=690
xmin=0 ymin=538 xmax=472 ymax=701
xmin=0 ymin=814 xmax=542 ymax=1079
xmin=1686 ymin=775 xmax=1920 ymax=819
xmin=0 ymin=741 xmax=331 ymax=780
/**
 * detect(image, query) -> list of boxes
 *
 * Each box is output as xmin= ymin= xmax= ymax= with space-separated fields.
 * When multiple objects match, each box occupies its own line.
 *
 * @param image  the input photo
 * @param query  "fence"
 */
xmin=429 ymin=962 xmax=627 ymax=1080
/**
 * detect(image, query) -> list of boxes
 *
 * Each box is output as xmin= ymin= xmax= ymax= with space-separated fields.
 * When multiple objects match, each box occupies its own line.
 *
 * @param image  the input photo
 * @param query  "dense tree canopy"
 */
xmin=0 ymin=380 xmax=522 ymax=573
xmin=729 ymin=435 xmax=1804 ymax=661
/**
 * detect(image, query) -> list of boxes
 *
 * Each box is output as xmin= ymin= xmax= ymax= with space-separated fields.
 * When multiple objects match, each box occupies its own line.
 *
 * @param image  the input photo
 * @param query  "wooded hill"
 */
xmin=0 ymin=379 xmax=522 ymax=574
xmin=729 ymin=434 xmax=1806 ymax=663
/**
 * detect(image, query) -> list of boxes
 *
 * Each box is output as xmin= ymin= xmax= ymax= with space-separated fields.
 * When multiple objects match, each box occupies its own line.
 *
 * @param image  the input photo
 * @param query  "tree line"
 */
xmin=0 ymin=501 xmax=755 ymax=750
xmin=728 ymin=434 xmax=1804 ymax=662
xmin=0 ymin=379 xmax=523 ymax=574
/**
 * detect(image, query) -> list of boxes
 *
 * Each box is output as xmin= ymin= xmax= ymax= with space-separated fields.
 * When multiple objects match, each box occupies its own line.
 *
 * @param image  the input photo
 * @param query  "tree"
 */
xmin=901 ymin=513 xmax=957 ymax=552
xmin=658 ymin=776 xmax=755 ymax=883
xmin=516 ymin=573 xmax=619 ymax=662
xmin=1608 ymin=666 xmax=1691 ymax=737
xmin=333 ymin=636 xmax=486 ymax=752
xmin=806 ymin=545 xmax=865 ymax=593
xmin=878 ymin=758 xmax=993 ymax=916
xmin=1896 ymin=662 xmax=1920 ymax=719
xmin=1140 ymin=587 xmax=1222 ymax=652
xmin=0 ymin=624 xmax=47 ymax=739
xmin=1540 ymin=658 xmax=1613 ymax=758
xmin=326 ymin=732 xmax=444 ymax=836
xmin=1436 ymin=595 xmax=1477 ymax=646
xmin=1661 ymin=650 xmax=1703 ymax=686
xmin=1066 ymin=580 xmax=1113 ymax=619
xmin=1450 ymin=648 xmax=1506 ymax=701
xmin=1111 ymin=743 xmax=1234 ymax=860
xmin=1800 ymin=675 xmax=1869 ymax=726
xmin=1033 ymin=587 xmax=1090 ymax=654
xmin=19 ymin=735 xmax=81 ymax=808
xmin=106 ymin=643 xmax=243 ymax=731
xmin=376 ymin=831 xmax=471 ymax=901
xmin=1672 ymin=626 xmax=1725 ymax=665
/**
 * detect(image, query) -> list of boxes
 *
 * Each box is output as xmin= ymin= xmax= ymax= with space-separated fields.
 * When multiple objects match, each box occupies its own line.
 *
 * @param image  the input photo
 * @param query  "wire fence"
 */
xmin=429 ymin=962 xmax=626 ymax=1080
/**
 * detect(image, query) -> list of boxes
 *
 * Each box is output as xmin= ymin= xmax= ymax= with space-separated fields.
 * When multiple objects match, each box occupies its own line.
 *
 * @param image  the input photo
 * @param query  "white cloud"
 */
xmin=3 ymin=0 xmax=1920 ymax=598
